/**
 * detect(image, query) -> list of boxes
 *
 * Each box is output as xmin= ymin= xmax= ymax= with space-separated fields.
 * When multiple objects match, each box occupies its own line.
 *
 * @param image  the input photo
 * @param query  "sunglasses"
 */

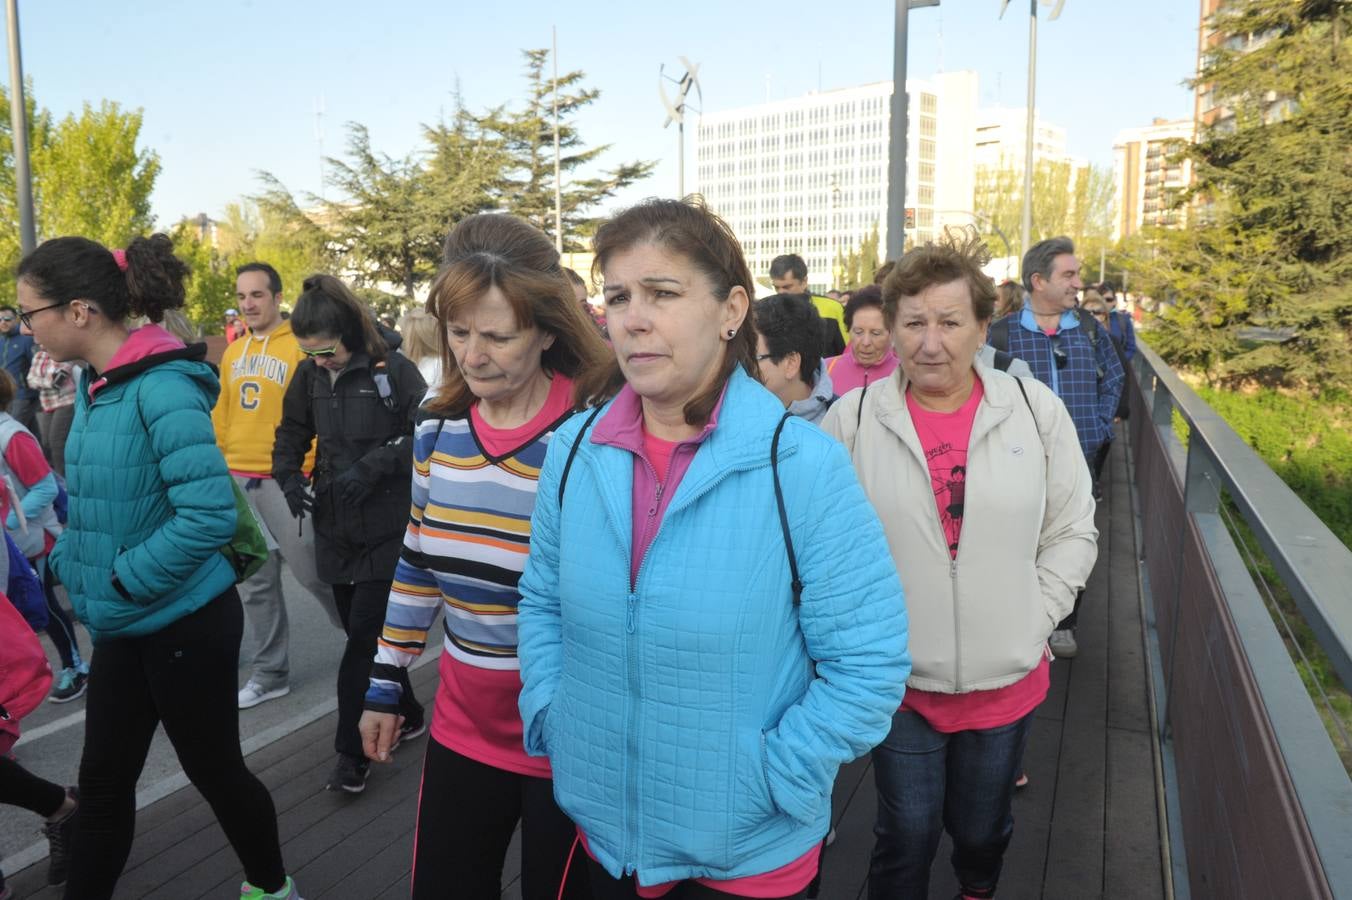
xmin=1049 ymin=334 xmax=1069 ymax=370
xmin=300 ymin=343 xmax=341 ymax=358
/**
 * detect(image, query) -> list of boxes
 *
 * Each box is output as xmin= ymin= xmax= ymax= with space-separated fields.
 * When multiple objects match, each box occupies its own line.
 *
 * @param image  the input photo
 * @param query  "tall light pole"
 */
xmin=660 ymin=58 xmax=702 ymax=199
xmin=6 ymin=0 xmax=36 ymax=255
xmin=1001 ymin=0 xmax=1066 ymax=264
xmin=887 ymin=0 xmax=941 ymax=262
xmin=552 ymin=26 xmax=563 ymax=253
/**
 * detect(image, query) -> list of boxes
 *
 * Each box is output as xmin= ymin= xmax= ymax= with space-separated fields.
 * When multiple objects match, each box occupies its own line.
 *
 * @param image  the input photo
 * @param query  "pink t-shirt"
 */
xmin=900 ymin=377 xmax=1050 ymax=732
xmin=429 ymin=375 xmax=576 ymax=777
xmin=2 ymin=431 xmax=56 ymax=557
xmin=577 ymin=831 xmax=820 ymax=899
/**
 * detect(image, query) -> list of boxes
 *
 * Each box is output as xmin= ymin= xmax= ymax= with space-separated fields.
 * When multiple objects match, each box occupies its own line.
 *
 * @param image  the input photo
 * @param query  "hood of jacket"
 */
xmin=786 ymin=360 xmax=835 ymax=424
xmin=90 ymin=326 xmax=217 ymax=400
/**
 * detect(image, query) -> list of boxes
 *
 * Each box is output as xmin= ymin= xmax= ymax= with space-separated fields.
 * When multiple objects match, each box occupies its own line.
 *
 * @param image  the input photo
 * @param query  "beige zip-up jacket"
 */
xmin=823 ymin=360 xmax=1098 ymax=693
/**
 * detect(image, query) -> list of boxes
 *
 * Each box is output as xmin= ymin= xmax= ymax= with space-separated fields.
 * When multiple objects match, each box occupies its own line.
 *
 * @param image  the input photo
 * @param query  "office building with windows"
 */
xmin=694 ymin=71 xmax=979 ymax=293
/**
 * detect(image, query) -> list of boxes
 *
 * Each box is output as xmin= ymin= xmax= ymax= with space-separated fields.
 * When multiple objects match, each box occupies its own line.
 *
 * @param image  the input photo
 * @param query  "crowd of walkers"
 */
xmin=0 ymin=196 xmax=1131 ymax=900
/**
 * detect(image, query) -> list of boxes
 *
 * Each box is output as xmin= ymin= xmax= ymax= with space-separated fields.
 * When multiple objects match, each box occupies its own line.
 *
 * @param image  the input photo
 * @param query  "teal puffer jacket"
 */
xmin=49 ymin=346 xmax=237 ymax=642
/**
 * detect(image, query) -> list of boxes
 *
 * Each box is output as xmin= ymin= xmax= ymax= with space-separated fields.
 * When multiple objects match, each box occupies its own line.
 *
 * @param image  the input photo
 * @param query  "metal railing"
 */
xmin=1127 ymin=340 xmax=1352 ymax=899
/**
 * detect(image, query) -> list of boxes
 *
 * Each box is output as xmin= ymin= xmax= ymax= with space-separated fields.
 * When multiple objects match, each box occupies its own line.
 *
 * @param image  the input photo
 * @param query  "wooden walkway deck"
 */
xmin=6 ymin=437 xmax=1164 ymax=899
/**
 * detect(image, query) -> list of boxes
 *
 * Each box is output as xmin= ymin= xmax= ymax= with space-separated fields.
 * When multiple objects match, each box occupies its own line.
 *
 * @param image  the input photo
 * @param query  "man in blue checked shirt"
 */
xmin=988 ymin=237 xmax=1124 ymax=659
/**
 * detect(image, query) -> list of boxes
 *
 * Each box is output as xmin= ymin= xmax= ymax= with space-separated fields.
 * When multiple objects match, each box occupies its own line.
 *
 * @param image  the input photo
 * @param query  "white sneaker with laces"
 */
xmin=1049 ymin=628 xmax=1079 ymax=659
xmin=238 ymin=680 xmax=290 ymax=709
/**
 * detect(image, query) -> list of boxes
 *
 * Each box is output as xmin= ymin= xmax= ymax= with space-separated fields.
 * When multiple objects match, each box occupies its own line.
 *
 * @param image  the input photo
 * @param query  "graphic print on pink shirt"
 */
xmin=905 ymin=378 xmax=984 ymax=557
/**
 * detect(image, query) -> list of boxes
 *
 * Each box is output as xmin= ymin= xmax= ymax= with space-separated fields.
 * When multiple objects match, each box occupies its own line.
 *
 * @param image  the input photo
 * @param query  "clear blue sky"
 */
xmin=4 ymin=0 xmax=1200 ymax=227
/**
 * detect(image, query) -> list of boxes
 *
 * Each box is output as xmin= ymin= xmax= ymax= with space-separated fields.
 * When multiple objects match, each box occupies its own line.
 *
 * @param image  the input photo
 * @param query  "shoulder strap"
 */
xmin=1013 ymin=377 xmax=1046 ymax=456
xmin=372 ymin=360 xmax=397 ymax=412
xmin=1073 ymin=310 xmax=1106 ymax=378
xmin=557 ymin=405 xmax=606 ymax=507
xmin=992 ymin=348 xmax=1015 ymax=372
xmin=856 ymin=383 xmax=867 ymax=430
xmin=770 ymin=412 xmax=803 ymax=607
xmin=988 ymin=317 xmax=1012 ymax=352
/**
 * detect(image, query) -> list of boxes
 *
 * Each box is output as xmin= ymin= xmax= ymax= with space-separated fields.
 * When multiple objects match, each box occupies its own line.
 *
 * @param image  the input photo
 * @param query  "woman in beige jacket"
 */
xmin=823 ymin=232 xmax=1098 ymax=900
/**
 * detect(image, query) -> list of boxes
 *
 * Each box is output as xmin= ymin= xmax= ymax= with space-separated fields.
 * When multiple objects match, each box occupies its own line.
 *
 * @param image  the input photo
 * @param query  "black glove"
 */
xmin=333 ymin=467 xmax=375 ymax=507
xmin=281 ymin=475 xmax=314 ymax=519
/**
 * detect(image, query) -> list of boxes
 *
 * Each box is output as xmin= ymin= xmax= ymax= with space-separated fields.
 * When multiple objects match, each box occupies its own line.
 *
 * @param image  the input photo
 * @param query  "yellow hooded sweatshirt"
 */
xmin=212 ymin=319 xmax=315 ymax=476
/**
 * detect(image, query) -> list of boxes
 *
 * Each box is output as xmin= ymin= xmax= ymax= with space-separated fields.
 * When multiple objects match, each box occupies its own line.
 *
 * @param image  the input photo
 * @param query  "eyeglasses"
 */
xmin=299 ymin=343 xmax=341 ymax=358
xmin=18 ymin=300 xmax=75 ymax=330
xmin=0 ymin=314 xmax=15 ymax=323
xmin=1049 ymin=333 xmax=1069 ymax=370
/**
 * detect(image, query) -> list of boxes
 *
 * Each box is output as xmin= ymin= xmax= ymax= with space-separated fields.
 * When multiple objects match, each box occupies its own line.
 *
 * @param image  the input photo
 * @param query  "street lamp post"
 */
xmin=6 ymin=0 xmax=36 ymax=255
xmin=660 ymin=58 xmax=702 ymax=199
xmin=887 ymin=0 xmax=941 ymax=262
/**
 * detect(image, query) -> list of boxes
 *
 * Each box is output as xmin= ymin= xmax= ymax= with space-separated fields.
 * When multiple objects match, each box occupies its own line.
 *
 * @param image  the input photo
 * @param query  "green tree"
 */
xmin=215 ymin=199 xmax=332 ymax=304
xmin=1133 ymin=0 xmax=1352 ymax=389
xmin=973 ymin=159 xmax=1114 ymax=253
xmin=170 ymin=220 xmax=236 ymax=332
xmin=478 ymin=49 xmax=655 ymax=249
xmin=833 ymin=222 xmax=881 ymax=290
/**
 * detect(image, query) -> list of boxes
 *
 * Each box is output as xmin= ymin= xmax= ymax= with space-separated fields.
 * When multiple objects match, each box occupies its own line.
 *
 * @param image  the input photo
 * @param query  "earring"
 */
xmin=727 ymin=329 xmax=736 ymax=339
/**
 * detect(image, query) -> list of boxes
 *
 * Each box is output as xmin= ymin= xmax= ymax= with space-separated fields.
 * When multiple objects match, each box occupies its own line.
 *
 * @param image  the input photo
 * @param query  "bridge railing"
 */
xmin=1127 ymin=340 xmax=1352 ymax=899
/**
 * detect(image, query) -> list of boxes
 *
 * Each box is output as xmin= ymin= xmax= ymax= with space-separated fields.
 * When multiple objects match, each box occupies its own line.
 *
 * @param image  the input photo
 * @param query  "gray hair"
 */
xmin=1021 ymin=236 xmax=1075 ymax=294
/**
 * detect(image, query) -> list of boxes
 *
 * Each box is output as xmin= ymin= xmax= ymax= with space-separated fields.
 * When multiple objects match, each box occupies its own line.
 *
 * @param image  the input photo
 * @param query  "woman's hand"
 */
xmin=359 ymin=710 xmax=402 ymax=763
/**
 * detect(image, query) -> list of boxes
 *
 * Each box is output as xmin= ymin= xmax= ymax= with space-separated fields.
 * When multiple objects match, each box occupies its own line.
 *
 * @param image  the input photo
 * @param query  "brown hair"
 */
xmin=872 ymin=260 xmax=895 ymax=285
xmin=291 ymin=274 xmax=389 ymax=359
xmin=0 ymin=369 xmax=14 ymax=411
xmin=882 ymin=228 xmax=998 ymax=328
xmin=1080 ymin=289 xmax=1108 ymax=314
xmin=591 ymin=197 xmax=758 ymax=428
xmin=995 ymin=280 xmax=1024 ymax=318
xmin=425 ymin=214 xmax=618 ymax=418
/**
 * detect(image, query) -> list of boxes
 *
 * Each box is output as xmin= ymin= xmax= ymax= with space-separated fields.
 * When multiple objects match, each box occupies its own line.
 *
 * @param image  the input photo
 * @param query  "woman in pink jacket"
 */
xmin=822 ymin=285 xmax=898 ymax=394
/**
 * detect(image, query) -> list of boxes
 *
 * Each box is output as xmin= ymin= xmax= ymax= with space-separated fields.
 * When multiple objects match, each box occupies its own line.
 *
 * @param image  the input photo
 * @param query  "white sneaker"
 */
xmin=238 ymin=680 xmax=290 ymax=709
xmin=1049 ymin=629 xmax=1079 ymax=659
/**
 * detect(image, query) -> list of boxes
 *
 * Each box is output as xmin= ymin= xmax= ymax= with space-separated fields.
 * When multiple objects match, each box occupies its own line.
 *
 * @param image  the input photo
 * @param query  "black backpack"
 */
xmin=988 ymin=309 xmax=1106 ymax=379
xmin=557 ymin=408 xmax=805 ymax=606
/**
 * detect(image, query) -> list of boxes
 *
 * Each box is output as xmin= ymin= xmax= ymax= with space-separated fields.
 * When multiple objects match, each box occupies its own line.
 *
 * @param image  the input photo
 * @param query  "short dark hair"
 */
xmin=1021 ymin=236 xmax=1075 ymax=294
xmin=883 ymin=229 xmax=998 ymax=328
xmin=755 ymin=293 xmax=823 ymax=387
xmin=0 ymin=369 xmax=14 ymax=409
xmin=0 ymin=306 xmax=15 ymax=316
xmin=769 ymin=254 xmax=808 ymax=282
xmin=237 ymin=262 xmax=282 ymax=295
xmin=843 ymin=285 xmax=884 ymax=329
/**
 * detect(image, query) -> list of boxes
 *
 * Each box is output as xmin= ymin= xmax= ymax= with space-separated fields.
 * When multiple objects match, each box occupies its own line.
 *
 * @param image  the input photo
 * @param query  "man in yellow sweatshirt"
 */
xmin=213 ymin=262 xmax=339 ymax=710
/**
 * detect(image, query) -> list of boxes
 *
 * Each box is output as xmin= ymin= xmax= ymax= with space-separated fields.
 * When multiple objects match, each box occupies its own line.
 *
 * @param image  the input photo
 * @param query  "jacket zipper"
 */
xmin=617 ymin=451 xmax=778 ymax=875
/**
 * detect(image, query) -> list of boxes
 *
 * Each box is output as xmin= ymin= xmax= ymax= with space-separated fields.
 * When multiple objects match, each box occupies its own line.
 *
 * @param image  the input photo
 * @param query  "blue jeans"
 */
xmin=868 ymin=709 xmax=1033 ymax=899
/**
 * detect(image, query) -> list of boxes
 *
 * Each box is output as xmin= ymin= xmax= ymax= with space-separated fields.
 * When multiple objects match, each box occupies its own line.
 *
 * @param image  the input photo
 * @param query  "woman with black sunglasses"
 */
xmin=271 ymin=274 xmax=428 ymax=794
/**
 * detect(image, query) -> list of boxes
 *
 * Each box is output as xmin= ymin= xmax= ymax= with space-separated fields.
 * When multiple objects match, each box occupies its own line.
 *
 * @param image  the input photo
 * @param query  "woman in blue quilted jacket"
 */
xmin=16 ymin=235 xmax=299 ymax=900
xmin=516 ymin=198 xmax=911 ymax=899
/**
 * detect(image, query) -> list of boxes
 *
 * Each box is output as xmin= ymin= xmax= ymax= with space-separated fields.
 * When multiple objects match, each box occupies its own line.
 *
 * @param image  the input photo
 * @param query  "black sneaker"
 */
xmin=49 ymin=668 xmax=87 ymax=704
xmin=325 ymin=754 xmax=370 ymax=794
xmin=389 ymin=715 xmax=427 ymax=753
xmin=43 ymin=786 xmax=78 ymax=885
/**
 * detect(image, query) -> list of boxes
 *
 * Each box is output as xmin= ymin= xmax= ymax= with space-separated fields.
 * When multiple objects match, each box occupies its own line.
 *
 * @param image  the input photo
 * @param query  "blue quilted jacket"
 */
xmin=49 ymin=345 xmax=237 ymax=642
xmin=517 ymin=369 xmax=910 ymax=885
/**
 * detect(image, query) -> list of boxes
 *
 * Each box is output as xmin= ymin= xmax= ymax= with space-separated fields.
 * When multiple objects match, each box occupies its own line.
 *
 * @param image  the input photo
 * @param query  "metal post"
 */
xmin=7 ymin=0 xmax=36 ymax=256
xmin=677 ymin=120 xmax=684 ymax=199
xmin=1100 ymin=245 xmax=1107 ymax=285
xmin=886 ymin=1 xmax=910 ymax=261
xmin=1020 ymin=0 xmax=1037 ymax=265
xmin=552 ymin=26 xmax=563 ymax=253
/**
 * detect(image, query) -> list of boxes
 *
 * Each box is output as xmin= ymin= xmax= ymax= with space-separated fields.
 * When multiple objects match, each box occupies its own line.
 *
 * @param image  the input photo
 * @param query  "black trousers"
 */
xmin=39 ymin=555 xmax=83 ymax=671
xmin=587 ymin=858 xmax=808 ymax=900
xmin=332 ymin=580 xmax=421 ymax=759
xmin=411 ymin=738 xmax=587 ymax=900
xmin=64 ymin=590 xmax=286 ymax=899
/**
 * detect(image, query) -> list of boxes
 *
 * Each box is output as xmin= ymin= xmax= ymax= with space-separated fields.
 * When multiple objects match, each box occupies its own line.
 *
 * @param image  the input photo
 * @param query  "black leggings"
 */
xmin=332 ymin=580 xmax=421 ymax=759
xmin=38 ymin=556 xmax=82 ymax=671
xmin=0 ymin=753 xmax=66 ymax=816
xmin=586 ymin=858 xmax=808 ymax=900
xmin=411 ymin=738 xmax=586 ymax=900
xmin=64 ymin=590 xmax=286 ymax=899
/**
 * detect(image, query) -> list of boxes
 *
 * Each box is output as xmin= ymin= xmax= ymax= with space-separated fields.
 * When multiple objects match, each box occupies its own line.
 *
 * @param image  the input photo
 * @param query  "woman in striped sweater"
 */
xmin=359 ymin=215 xmax=618 ymax=900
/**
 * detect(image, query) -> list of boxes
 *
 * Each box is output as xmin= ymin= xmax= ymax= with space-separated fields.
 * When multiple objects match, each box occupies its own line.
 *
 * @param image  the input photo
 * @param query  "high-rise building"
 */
xmin=1112 ymin=118 xmax=1196 ymax=241
xmin=1196 ymin=0 xmax=1293 ymax=134
xmin=694 ymin=71 xmax=979 ymax=292
xmin=972 ymin=108 xmax=1069 ymax=173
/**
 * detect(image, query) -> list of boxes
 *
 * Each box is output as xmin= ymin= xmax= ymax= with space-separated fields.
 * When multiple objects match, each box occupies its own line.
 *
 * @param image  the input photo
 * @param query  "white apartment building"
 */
xmin=1112 ymin=118 xmax=1195 ymax=241
xmin=973 ymin=108 xmax=1069 ymax=172
xmin=694 ymin=71 xmax=979 ymax=292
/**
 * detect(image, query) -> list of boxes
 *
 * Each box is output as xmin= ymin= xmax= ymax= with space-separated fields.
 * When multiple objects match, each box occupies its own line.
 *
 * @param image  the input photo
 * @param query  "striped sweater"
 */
xmin=366 ymin=382 xmax=575 ymax=776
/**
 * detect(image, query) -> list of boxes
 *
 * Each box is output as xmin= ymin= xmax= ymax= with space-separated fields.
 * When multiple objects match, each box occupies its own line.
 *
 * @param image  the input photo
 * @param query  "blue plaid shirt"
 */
xmin=995 ymin=305 xmax=1125 ymax=457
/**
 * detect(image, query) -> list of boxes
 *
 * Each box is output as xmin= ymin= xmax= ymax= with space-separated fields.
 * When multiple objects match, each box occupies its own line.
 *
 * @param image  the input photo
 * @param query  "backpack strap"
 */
xmin=372 ymin=360 xmax=398 ymax=412
xmin=856 ymin=383 xmax=867 ymax=430
xmin=1012 ymin=377 xmax=1047 ymax=457
xmin=770 ymin=412 xmax=803 ymax=607
xmin=557 ymin=406 xmax=606 ymax=507
xmin=992 ymin=348 xmax=1016 ymax=372
xmin=987 ymin=316 xmax=1012 ymax=353
xmin=1073 ymin=309 xmax=1107 ymax=378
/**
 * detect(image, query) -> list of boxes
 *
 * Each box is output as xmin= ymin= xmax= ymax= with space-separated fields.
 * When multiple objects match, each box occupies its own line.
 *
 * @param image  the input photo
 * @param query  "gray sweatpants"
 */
xmin=235 ymin=475 xmax=342 ymax=690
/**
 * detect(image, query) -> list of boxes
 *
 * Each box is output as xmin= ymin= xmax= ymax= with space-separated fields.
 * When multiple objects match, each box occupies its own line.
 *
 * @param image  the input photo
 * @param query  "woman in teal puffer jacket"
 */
xmin=17 ymin=235 xmax=299 ymax=900
xmin=517 ymin=199 xmax=910 ymax=899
